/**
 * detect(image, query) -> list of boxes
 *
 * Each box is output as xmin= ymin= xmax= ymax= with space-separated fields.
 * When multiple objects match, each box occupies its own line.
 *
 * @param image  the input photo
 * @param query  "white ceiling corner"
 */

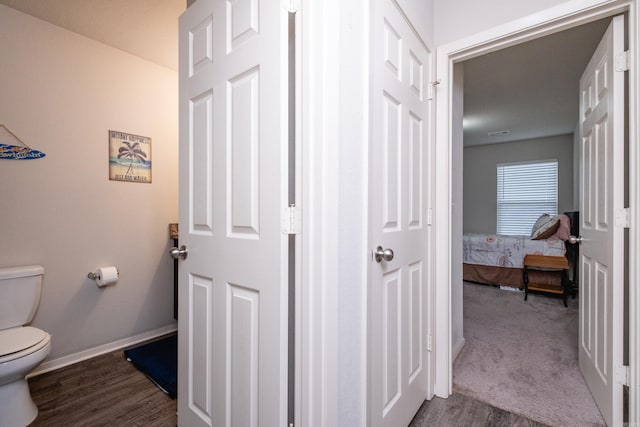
xmin=0 ymin=0 xmax=186 ymax=71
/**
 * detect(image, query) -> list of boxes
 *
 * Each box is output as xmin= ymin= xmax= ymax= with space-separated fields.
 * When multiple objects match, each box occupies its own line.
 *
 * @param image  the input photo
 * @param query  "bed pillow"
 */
xmin=550 ymin=214 xmax=571 ymax=241
xmin=531 ymin=214 xmax=561 ymax=240
xmin=531 ymin=214 xmax=552 ymax=235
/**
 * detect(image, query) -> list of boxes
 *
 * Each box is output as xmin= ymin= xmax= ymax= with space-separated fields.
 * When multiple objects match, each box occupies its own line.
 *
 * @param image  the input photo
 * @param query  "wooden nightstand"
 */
xmin=523 ymin=254 xmax=570 ymax=307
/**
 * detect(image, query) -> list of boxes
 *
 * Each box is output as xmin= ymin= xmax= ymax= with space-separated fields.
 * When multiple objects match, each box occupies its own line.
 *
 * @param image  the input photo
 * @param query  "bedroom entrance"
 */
xmin=449 ymin=12 xmax=629 ymax=427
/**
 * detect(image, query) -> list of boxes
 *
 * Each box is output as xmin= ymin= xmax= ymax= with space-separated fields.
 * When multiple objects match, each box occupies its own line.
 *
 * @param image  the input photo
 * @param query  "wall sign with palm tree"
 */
xmin=109 ymin=130 xmax=152 ymax=183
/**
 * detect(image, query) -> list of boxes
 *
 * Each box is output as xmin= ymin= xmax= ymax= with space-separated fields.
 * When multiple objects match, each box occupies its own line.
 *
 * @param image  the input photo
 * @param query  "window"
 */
xmin=496 ymin=160 xmax=558 ymax=235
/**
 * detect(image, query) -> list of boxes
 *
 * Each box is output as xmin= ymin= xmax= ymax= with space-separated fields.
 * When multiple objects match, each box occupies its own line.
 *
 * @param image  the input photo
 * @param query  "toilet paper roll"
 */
xmin=96 ymin=266 xmax=118 ymax=287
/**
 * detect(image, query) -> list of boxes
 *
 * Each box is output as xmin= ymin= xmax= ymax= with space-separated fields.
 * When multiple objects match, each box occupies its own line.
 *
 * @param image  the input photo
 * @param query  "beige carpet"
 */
xmin=453 ymin=281 xmax=605 ymax=427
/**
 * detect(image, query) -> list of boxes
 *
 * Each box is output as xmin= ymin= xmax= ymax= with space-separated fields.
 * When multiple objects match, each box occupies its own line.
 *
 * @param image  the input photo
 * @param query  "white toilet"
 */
xmin=0 ymin=265 xmax=51 ymax=427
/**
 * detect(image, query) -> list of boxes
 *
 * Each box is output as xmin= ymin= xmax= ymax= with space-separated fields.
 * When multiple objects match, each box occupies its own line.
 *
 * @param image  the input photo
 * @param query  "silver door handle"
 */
xmin=374 ymin=246 xmax=394 ymax=263
xmin=170 ymin=245 xmax=188 ymax=260
xmin=567 ymin=235 xmax=583 ymax=245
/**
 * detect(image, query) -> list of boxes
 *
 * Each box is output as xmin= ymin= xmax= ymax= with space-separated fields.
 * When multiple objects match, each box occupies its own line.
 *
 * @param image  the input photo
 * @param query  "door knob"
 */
xmin=169 ymin=245 xmax=188 ymax=260
xmin=567 ymin=235 xmax=583 ymax=245
xmin=374 ymin=246 xmax=394 ymax=263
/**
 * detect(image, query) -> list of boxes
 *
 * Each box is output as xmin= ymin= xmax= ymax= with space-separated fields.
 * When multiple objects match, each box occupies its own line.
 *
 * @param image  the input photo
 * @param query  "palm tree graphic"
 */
xmin=117 ymin=141 xmax=147 ymax=175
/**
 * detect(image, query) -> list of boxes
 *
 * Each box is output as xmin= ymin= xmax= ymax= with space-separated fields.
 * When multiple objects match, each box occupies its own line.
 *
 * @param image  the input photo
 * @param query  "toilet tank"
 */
xmin=0 ymin=265 xmax=44 ymax=330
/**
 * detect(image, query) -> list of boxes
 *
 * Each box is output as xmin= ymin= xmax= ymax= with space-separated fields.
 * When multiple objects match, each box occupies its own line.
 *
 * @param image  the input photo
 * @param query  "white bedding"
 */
xmin=463 ymin=233 xmax=566 ymax=268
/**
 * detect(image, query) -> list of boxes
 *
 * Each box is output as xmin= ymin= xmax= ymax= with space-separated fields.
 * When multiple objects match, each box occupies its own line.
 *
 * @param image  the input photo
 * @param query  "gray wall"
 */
xmin=463 ymin=134 xmax=575 ymax=234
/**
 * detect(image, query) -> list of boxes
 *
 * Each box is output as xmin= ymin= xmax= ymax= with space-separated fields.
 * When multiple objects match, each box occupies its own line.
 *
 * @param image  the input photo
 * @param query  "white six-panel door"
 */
xmin=178 ymin=1 xmax=289 ymax=426
xmin=369 ymin=0 xmax=432 ymax=425
xmin=578 ymin=15 xmax=625 ymax=427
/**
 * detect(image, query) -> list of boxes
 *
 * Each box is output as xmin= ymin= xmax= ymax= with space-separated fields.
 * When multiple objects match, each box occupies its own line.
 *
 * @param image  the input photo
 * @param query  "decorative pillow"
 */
xmin=531 ymin=214 xmax=552 ymax=236
xmin=531 ymin=214 xmax=561 ymax=240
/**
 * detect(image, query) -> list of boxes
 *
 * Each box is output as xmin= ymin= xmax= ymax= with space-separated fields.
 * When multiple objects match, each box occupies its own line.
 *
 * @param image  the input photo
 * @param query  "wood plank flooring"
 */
xmin=409 ymin=393 xmax=549 ymax=427
xmin=28 ymin=350 xmax=176 ymax=427
xmin=27 ymin=346 xmax=545 ymax=426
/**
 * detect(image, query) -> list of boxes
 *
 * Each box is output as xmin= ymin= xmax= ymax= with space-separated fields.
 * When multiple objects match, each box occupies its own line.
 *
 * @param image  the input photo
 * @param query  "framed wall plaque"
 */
xmin=108 ymin=130 xmax=152 ymax=183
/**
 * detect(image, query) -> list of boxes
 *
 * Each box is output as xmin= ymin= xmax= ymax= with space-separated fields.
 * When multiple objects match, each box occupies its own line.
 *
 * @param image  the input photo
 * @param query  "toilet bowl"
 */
xmin=0 ymin=328 xmax=51 ymax=427
xmin=0 ymin=266 xmax=51 ymax=427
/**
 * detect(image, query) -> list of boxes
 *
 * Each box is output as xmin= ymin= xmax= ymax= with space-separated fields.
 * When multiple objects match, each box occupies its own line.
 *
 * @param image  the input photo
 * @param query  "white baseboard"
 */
xmin=452 ymin=337 xmax=466 ymax=362
xmin=28 ymin=323 xmax=178 ymax=378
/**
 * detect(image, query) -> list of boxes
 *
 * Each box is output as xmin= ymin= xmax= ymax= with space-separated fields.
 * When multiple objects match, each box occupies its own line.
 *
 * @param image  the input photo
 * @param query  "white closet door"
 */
xmin=369 ymin=0 xmax=433 ymax=425
xmin=178 ymin=1 xmax=289 ymax=425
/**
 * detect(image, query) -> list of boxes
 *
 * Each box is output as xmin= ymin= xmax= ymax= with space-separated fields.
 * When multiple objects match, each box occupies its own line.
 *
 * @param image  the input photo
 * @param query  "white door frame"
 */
xmin=434 ymin=0 xmax=640 ymax=422
xmin=295 ymin=0 xmax=369 ymax=425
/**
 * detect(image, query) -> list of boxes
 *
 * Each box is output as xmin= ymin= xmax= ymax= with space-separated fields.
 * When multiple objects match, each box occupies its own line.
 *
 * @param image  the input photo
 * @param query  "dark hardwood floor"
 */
xmin=28 ymin=347 xmax=545 ymax=426
xmin=29 ymin=350 xmax=176 ymax=427
xmin=409 ymin=393 xmax=549 ymax=427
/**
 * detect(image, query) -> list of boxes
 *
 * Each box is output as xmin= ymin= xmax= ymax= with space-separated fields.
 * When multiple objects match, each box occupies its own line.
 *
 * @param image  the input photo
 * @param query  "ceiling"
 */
xmin=0 ymin=2 xmax=613 ymax=144
xmin=463 ymin=18 xmax=611 ymax=147
xmin=0 ymin=0 xmax=185 ymax=70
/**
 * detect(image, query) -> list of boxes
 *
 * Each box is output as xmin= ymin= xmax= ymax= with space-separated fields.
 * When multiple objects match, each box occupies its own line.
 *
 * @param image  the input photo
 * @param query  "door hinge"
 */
xmin=426 ymin=333 xmax=433 ymax=352
xmin=427 ymin=208 xmax=433 ymax=226
xmin=616 ymin=365 xmax=630 ymax=387
xmin=615 ymin=50 xmax=630 ymax=72
xmin=282 ymin=204 xmax=301 ymax=235
xmin=282 ymin=0 xmax=300 ymax=13
xmin=615 ymin=207 xmax=630 ymax=228
xmin=427 ymin=80 xmax=440 ymax=100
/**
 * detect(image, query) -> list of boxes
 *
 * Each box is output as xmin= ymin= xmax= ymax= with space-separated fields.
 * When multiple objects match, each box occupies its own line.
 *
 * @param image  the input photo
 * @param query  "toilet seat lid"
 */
xmin=0 ymin=326 xmax=47 ymax=357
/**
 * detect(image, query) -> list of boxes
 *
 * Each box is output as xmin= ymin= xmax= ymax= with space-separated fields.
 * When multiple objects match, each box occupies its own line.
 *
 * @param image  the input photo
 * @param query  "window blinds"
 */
xmin=496 ymin=160 xmax=558 ymax=235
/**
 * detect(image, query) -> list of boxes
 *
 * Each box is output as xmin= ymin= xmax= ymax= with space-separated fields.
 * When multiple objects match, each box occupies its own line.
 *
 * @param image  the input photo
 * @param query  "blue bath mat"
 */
xmin=124 ymin=334 xmax=177 ymax=399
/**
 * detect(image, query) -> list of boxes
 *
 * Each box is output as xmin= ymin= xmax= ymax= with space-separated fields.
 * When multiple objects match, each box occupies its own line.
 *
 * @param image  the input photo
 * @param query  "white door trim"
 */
xmin=630 ymin=1 xmax=640 ymax=422
xmin=434 ymin=0 xmax=640 ymax=423
xmin=297 ymin=1 xmax=341 ymax=424
xmin=296 ymin=0 xmax=362 ymax=425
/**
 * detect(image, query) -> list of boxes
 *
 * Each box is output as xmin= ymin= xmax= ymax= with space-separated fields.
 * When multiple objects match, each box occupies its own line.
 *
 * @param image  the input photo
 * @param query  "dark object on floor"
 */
xmin=124 ymin=334 xmax=177 ymax=399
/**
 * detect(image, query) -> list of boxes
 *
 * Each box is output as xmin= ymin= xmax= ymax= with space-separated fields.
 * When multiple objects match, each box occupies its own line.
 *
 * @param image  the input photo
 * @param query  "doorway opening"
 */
xmin=449 ymin=13 xmax=629 ymax=426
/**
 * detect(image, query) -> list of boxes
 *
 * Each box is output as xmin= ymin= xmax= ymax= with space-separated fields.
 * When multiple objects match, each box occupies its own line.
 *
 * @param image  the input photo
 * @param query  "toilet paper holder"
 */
xmin=87 ymin=267 xmax=119 ymax=281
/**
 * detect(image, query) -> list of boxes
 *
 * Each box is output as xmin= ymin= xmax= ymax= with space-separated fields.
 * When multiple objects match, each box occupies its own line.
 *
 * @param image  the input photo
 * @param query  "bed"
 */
xmin=463 ymin=212 xmax=578 ymax=289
